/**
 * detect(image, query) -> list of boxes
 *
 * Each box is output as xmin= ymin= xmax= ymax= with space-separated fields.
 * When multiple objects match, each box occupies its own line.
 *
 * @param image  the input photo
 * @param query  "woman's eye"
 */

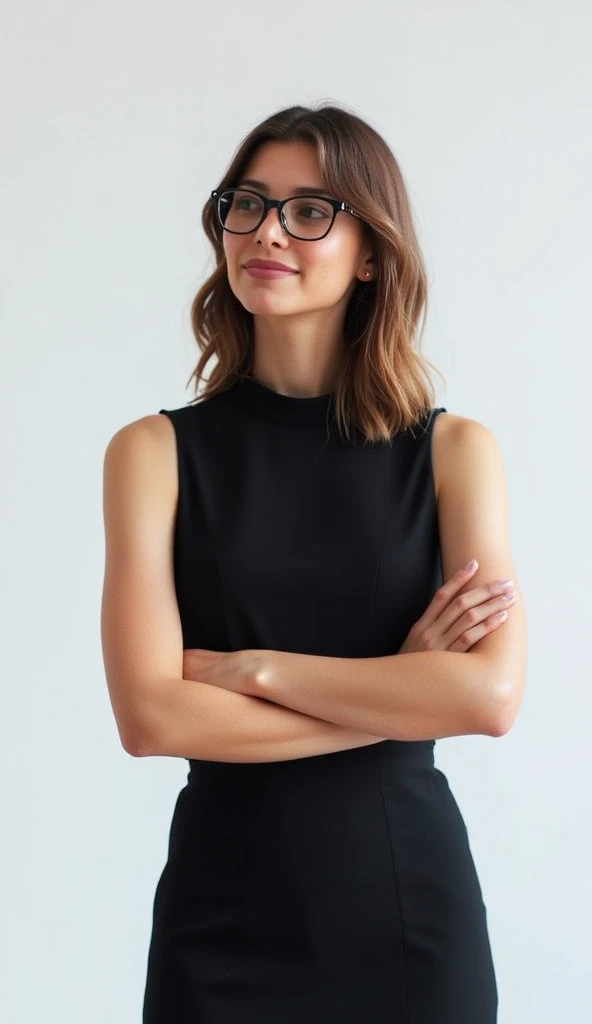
xmin=297 ymin=204 xmax=328 ymax=219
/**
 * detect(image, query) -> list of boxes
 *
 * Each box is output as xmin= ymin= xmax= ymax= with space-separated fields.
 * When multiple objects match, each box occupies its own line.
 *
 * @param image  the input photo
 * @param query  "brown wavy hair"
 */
xmin=187 ymin=101 xmax=444 ymax=443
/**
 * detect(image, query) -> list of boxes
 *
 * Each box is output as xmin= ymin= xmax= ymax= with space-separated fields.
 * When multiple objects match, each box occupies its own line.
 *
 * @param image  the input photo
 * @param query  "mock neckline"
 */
xmin=229 ymin=375 xmax=336 ymax=426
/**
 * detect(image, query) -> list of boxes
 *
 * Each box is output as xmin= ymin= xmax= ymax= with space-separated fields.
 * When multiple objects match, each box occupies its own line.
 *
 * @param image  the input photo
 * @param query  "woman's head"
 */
xmin=219 ymin=138 xmax=374 ymax=328
xmin=189 ymin=102 xmax=442 ymax=442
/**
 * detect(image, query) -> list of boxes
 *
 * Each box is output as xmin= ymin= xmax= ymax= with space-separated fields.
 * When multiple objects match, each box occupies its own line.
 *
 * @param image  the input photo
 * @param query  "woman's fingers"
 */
xmin=446 ymin=608 xmax=511 ymax=653
xmin=412 ymin=560 xmax=480 ymax=634
xmin=425 ymin=574 xmax=515 ymax=636
xmin=408 ymin=561 xmax=519 ymax=651
xmin=438 ymin=585 xmax=517 ymax=639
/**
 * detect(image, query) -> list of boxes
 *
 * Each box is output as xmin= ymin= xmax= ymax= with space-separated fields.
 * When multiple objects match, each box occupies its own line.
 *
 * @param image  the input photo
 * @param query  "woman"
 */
xmin=101 ymin=102 xmax=526 ymax=1023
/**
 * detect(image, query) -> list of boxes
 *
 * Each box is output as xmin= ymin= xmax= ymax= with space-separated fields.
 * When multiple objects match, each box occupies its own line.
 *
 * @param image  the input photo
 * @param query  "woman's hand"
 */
xmin=182 ymin=647 xmax=267 ymax=696
xmin=398 ymin=559 xmax=518 ymax=654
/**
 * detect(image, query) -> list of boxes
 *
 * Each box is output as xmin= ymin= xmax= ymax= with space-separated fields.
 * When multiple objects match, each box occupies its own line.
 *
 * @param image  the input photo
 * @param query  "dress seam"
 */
xmin=376 ymin=744 xmax=410 ymax=1024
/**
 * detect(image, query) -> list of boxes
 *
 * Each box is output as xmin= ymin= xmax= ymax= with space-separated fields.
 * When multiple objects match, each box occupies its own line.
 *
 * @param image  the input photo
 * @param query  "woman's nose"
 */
xmin=253 ymin=206 xmax=289 ymax=246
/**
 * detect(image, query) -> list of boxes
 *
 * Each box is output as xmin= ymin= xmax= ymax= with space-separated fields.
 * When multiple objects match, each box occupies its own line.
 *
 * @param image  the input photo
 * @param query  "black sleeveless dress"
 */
xmin=142 ymin=376 xmax=498 ymax=1023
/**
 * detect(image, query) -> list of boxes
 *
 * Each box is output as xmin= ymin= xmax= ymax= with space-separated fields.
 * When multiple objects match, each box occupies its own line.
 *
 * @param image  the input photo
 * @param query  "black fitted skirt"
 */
xmin=142 ymin=739 xmax=498 ymax=1023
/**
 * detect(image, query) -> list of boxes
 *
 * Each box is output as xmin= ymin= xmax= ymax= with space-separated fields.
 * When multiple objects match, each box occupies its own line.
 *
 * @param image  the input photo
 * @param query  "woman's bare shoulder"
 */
xmin=431 ymin=410 xmax=498 ymax=502
xmin=106 ymin=412 xmax=172 ymax=445
xmin=103 ymin=413 xmax=178 ymax=502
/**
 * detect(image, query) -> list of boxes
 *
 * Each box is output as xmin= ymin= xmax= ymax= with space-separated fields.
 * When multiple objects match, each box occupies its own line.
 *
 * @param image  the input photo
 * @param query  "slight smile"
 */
xmin=243 ymin=258 xmax=299 ymax=280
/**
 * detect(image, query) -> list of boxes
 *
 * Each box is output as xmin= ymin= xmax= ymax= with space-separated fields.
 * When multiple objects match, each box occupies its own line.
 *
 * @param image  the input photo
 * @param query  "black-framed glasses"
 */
xmin=210 ymin=188 xmax=362 ymax=241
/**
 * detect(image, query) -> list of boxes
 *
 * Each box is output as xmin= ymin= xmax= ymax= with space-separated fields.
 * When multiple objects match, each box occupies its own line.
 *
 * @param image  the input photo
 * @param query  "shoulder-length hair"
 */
xmin=187 ymin=102 xmax=444 ymax=443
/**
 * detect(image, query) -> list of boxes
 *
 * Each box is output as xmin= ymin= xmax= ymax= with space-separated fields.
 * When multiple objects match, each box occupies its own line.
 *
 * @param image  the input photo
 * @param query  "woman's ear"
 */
xmin=359 ymin=256 xmax=375 ymax=281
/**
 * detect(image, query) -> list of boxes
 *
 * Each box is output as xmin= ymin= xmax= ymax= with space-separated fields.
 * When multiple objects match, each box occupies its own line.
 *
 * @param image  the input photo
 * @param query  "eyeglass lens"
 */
xmin=218 ymin=190 xmax=335 ymax=239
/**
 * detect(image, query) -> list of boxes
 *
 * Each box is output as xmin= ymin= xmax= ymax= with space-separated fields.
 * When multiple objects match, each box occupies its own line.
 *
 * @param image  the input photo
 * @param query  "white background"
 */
xmin=1 ymin=1 xmax=590 ymax=1021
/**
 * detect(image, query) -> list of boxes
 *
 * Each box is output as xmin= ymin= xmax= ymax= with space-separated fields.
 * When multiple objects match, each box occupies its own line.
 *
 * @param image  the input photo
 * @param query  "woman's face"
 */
xmin=222 ymin=140 xmax=372 ymax=320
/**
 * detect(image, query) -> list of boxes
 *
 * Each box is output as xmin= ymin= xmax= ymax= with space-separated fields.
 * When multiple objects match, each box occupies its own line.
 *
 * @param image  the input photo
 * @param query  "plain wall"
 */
xmin=1 ymin=1 xmax=590 ymax=1020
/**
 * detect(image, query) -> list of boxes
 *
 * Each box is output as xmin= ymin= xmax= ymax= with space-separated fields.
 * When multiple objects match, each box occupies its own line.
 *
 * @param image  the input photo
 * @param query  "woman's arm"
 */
xmin=142 ymin=678 xmax=386 ymax=762
xmin=226 ymin=416 xmax=528 ymax=741
xmin=101 ymin=416 xmax=386 ymax=763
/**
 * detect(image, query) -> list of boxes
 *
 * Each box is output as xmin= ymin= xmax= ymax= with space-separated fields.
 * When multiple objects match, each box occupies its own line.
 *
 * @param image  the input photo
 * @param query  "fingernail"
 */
xmin=464 ymin=559 xmax=478 ymax=571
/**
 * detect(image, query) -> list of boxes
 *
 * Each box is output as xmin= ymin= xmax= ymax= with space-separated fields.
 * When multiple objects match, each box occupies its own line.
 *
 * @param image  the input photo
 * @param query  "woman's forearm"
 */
xmin=137 ymin=676 xmax=387 ymax=763
xmin=253 ymin=648 xmax=509 ymax=740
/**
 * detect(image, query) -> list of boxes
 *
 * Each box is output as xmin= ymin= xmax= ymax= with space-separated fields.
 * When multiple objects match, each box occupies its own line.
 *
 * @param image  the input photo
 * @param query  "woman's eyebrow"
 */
xmin=237 ymin=178 xmax=331 ymax=196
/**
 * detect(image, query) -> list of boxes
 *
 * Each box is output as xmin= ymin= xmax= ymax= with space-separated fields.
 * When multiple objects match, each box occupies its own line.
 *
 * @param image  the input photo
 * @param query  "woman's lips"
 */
xmin=244 ymin=266 xmax=299 ymax=280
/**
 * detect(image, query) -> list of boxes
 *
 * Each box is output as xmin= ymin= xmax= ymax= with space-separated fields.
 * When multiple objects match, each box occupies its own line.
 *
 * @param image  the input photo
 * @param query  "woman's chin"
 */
xmin=239 ymin=292 xmax=301 ymax=316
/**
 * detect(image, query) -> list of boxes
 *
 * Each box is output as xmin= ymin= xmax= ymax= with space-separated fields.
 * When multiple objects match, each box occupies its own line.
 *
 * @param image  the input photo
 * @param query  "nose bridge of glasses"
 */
xmin=257 ymin=196 xmax=288 ymax=234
